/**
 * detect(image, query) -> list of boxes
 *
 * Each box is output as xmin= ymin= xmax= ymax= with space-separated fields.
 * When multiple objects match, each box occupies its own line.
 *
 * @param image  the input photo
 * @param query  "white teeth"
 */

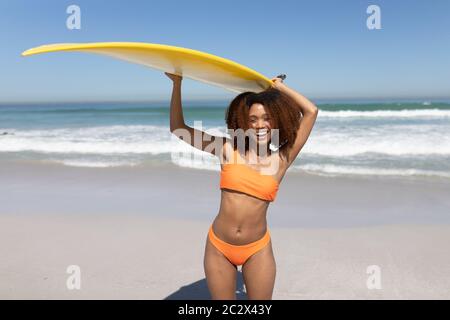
xmin=256 ymin=130 xmax=268 ymax=137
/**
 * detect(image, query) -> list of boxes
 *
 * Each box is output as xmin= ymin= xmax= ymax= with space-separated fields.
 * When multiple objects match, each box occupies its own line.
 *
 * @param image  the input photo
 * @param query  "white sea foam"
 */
xmin=170 ymin=153 xmax=221 ymax=171
xmin=2 ymin=123 xmax=449 ymax=157
xmin=305 ymin=124 xmax=450 ymax=156
xmin=0 ymin=125 xmax=227 ymax=155
xmin=293 ymin=163 xmax=450 ymax=178
xmin=1 ymin=115 xmax=450 ymax=178
xmin=60 ymin=160 xmax=140 ymax=168
xmin=318 ymin=109 xmax=450 ymax=118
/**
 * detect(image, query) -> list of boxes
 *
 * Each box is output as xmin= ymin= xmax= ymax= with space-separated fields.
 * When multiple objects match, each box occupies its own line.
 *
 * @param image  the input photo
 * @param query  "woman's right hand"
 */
xmin=165 ymin=72 xmax=183 ymax=83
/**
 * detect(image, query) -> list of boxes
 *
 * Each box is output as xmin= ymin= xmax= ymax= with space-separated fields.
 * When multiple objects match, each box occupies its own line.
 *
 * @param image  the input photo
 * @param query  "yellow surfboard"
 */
xmin=22 ymin=42 xmax=273 ymax=93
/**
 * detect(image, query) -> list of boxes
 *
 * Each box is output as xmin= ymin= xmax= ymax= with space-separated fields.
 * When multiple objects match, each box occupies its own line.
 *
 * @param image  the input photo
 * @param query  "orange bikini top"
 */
xmin=220 ymin=148 xmax=279 ymax=202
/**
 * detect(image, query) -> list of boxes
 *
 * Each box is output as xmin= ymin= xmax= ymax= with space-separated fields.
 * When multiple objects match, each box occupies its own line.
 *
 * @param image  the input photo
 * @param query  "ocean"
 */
xmin=1 ymin=100 xmax=450 ymax=180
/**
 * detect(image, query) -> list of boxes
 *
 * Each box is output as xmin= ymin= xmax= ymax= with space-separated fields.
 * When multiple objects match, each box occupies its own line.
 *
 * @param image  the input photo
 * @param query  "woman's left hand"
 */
xmin=271 ymin=77 xmax=287 ymax=90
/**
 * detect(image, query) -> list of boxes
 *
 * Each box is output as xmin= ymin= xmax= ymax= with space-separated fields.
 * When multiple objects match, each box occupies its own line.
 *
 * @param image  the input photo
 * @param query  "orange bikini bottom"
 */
xmin=208 ymin=224 xmax=271 ymax=266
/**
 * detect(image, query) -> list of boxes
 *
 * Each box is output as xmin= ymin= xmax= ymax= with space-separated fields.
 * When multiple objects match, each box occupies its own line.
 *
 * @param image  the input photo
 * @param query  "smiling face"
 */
xmin=247 ymin=103 xmax=272 ymax=146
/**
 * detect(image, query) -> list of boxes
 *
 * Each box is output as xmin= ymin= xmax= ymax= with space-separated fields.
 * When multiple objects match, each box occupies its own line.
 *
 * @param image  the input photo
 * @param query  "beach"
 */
xmin=2 ymin=0 xmax=450 ymax=301
xmin=1 ymin=160 xmax=449 ymax=299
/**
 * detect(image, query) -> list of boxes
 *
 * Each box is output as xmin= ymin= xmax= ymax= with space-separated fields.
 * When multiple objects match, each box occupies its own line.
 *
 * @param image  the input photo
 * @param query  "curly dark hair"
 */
xmin=224 ymin=88 xmax=302 ymax=162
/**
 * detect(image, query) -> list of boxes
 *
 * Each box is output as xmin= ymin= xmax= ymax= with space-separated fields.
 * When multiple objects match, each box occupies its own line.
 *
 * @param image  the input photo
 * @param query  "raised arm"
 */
xmin=166 ymin=73 xmax=226 ymax=157
xmin=272 ymin=78 xmax=319 ymax=166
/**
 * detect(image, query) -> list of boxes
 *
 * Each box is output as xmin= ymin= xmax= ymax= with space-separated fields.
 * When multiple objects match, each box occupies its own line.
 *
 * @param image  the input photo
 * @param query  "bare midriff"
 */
xmin=213 ymin=189 xmax=271 ymax=245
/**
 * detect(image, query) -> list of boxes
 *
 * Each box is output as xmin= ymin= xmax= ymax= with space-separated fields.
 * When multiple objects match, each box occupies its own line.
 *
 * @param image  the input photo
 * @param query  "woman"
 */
xmin=166 ymin=72 xmax=318 ymax=299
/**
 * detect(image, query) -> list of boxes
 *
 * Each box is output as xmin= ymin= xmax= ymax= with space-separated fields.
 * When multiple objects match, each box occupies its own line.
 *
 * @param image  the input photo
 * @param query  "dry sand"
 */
xmin=0 ymin=160 xmax=449 ymax=299
xmin=1 ymin=214 xmax=449 ymax=299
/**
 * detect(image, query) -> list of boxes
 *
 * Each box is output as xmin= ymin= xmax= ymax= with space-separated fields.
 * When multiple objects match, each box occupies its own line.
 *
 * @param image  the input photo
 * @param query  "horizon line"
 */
xmin=1 ymin=96 xmax=450 ymax=105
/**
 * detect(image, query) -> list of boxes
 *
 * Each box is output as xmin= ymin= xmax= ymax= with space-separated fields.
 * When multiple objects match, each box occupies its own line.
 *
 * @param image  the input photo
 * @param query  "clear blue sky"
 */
xmin=1 ymin=0 xmax=449 ymax=103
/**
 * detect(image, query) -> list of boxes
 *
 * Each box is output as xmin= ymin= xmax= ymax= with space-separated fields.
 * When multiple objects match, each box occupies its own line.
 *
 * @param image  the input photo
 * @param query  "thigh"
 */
xmin=241 ymin=240 xmax=276 ymax=300
xmin=203 ymin=236 xmax=238 ymax=300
